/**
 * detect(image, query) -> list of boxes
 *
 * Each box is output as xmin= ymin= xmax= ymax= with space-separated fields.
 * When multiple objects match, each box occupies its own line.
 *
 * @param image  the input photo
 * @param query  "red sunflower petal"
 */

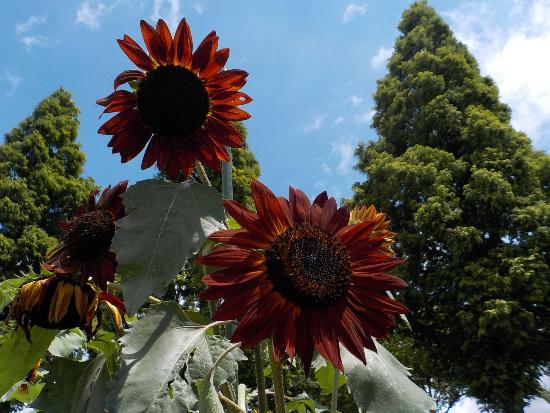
xmin=140 ymin=20 xmax=168 ymax=63
xmin=197 ymin=246 xmax=265 ymax=268
xmin=141 ymin=134 xmax=160 ymax=169
xmin=201 ymin=47 xmax=230 ymax=79
xmin=251 ymin=181 xmax=292 ymax=237
xmin=192 ymin=30 xmax=218 ymax=72
xmin=210 ymin=91 xmax=253 ymax=106
xmin=311 ymin=308 xmax=344 ymax=371
xmin=173 ymin=18 xmax=193 ymax=67
xmin=213 ymin=289 xmax=261 ymax=320
xmin=335 ymin=220 xmax=376 ymax=246
xmin=289 ymin=187 xmax=311 ymax=224
xmin=202 ymin=116 xmax=244 ymax=147
xmin=113 ymin=70 xmax=145 ymax=90
xmin=156 ymin=19 xmax=174 ymax=62
xmin=351 ymin=273 xmax=407 ymax=290
xmin=319 ymin=197 xmax=337 ymax=230
xmin=207 ymin=69 xmax=248 ymax=89
xmin=309 ymin=204 xmax=322 ymax=226
xmin=211 ymin=105 xmax=251 ymax=121
xmin=223 ymin=200 xmax=274 ymax=242
xmin=208 ymin=229 xmax=270 ymax=249
xmin=98 ymin=109 xmax=141 ymax=135
xmin=351 ymin=257 xmax=405 ymax=274
xmin=98 ymin=90 xmax=137 ymax=115
xmin=350 ymin=288 xmax=409 ymax=315
xmin=313 ymin=191 xmax=328 ymax=207
xmin=272 ymin=303 xmax=299 ymax=360
xmin=296 ymin=311 xmax=315 ymax=375
xmin=117 ymin=39 xmax=156 ymax=71
xmin=326 ymin=206 xmax=350 ymax=234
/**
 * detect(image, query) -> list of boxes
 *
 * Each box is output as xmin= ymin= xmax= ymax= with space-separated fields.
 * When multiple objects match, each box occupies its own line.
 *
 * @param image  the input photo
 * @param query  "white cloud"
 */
xmin=2 ymin=70 xmax=22 ymax=96
xmin=445 ymin=0 xmax=550 ymax=149
xmin=76 ymin=2 xmax=107 ymax=29
xmin=193 ymin=2 xmax=204 ymax=15
xmin=321 ymin=163 xmax=331 ymax=174
xmin=332 ymin=142 xmax=355 ymax=173
xmin=449 ymin=398 xmax=480 ymax=413
xmin=343 ymin=3 xmax=367 ymax=23
xmin=333 ymin=116 xmax=345 ymax=125
xmin=348 ymin=94 xmax=364 ymax=106
xmin=152 ymin=0 xmax=182 ymax=31
xmin=305 ymin=114 xmax=327 ymax=132
xmin=20 ymin=35 xmax=48 ymax=48
xmin=15 ymin=15 xmax=47 ymax=35
xmin=371 ymin=46 xmax=392 ymax=69
xmin=354 ymin=110 xmax=375 ymax=125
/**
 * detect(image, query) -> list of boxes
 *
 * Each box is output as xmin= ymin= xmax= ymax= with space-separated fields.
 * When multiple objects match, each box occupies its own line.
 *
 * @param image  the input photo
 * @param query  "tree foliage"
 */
xmin=0 ymin=88 xmax=95 ymax=279
xmin=353 ymin=2 xmax=550 ymax=412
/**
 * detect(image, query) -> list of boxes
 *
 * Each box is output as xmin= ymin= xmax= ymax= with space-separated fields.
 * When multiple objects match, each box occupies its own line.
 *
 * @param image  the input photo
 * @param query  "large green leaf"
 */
xmin=87 ymin=330 xmax=118 ymax=374
xmin=105 ymin=302 xmax=221 ymax=413
xmin=0 ymin=327 xmax=58 ymax=397
xmin=32 ymin=356 xmax=108 ymax=413
xmin=188 ymin=335 xmax=246 ymax=389
xmin=112 ymin=179 xmax=225 ymax=314
xmin=342 ymin=341 xmax=436 ymax=413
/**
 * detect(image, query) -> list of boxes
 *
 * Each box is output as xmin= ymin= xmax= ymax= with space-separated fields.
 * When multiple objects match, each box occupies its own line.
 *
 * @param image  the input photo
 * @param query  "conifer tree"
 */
xmin=353 ymin=2 xmax=550 ymax=412
xmin=0 ymin=88 xmax=95 ymax=279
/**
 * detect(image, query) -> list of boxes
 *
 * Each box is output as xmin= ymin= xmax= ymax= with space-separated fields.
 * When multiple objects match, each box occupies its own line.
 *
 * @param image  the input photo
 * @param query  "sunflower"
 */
xmin=10 ymin=275 xmax=125 ymax=341
xmin=349 ymin=204 xmax=396 ymax=256
xmin=198 ymin=181 xmax=409 ymax=373
xmin=44 ymin=181 xmax=128 ymax=291
xmin=97 ymin=18 xmax=252 ymax=180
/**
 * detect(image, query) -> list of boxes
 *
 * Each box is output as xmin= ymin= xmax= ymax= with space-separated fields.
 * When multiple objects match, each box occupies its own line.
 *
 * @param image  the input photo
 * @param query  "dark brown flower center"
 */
xmin=265 ymin=225 xmax=351 ymax=307
xmin=137 ymin=64 xmax=210 ymax=137
xmin=65 ymin=210 xmax=115 ymax=261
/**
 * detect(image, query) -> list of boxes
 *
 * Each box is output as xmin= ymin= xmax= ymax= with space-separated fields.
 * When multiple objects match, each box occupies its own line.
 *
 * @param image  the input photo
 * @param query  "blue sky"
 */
xmin=1 ymin=1 xmax=549 ymax=410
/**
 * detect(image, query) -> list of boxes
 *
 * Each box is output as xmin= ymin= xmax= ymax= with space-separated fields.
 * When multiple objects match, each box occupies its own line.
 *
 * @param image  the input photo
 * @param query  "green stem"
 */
xmin=254 ymin=343 xmax=268 ymax=413
xmin=221 ymin=147 xmax=233 ymax=200
xmin=329 ymin=365 xmax=340 ymax=413
xmin=268 ymin=340 xmax=286 ymax=413
xmin=195 ymin=160 xmax=211 ymax=186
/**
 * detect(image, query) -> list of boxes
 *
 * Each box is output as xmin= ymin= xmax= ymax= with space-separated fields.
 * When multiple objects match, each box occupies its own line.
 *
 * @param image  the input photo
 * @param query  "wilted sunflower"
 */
xmin=97 ymin=18 xmax=251 ymax=180
xmin=198 ymin=181 xmax=409 ymax=373
xmin=44 ymin=181 xmax=128 ymax=291
xmin=10 ymin=275 xmax=125 ymax=341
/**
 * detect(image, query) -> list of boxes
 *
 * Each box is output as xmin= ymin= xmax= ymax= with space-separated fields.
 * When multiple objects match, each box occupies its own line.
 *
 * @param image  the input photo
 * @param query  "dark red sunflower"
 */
xmin=198 ymin=181 xmax=409 ymax=373
xmin=43 ymin=181 xmax=128 ymax=291
xmin=10 ymin=275 xmax=125 ymax=341
xmin=97 ymin=18 xmax=252 ymax=180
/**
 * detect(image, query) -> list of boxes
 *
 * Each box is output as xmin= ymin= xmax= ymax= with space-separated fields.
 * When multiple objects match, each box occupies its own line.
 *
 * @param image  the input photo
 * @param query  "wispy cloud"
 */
xmin=305 ymin=113 xmax=327 ymax=132
xmin=2 ymin=70 xmax=22 ymax=96
xmin=193 ymin=2 xmax=204 ymax=15
xmin=15 ymin=15 xmax=48 ymax=49
xmin=343 ymin=3 xmax=367 ymax=23
xmin=333 ymin=116 xmax=345 ymax=125
xmin=371 ymin=46 xmax=392 ymax=69
xmin=76 ymin=1 xmax=126 ymax=30
xmin=354 ymin=110 xmax=375 ymax=125
xmin=15 ymin=15 xmax=47 ymax=35
xmin=332 ymin=142 xmax=355 ymax=173
xmin=348 ymin=94 xmax=364 ymax=106
xmin=445 ymin=0 xmax=550 ymax=150
xmin=152 ymin=0 xmax=182 ymax=31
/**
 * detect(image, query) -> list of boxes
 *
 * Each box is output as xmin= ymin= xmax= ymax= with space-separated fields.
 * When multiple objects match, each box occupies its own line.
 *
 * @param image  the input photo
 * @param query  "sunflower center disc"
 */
xmin=65 ymin=210 xmax=116 ymax=261
xmin=137 ymin=64 xmax=210 ymax=137
xmin=265 ymin=225 xmax=351 ymax=307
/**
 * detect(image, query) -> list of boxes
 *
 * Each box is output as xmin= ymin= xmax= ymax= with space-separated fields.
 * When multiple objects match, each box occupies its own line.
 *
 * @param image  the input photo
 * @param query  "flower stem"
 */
xmin=221 ymin=147 xmax=233 ymax=200
xmin=329 ymin=365 xmax=340 ymax=413
xmin=254 ymin=342 xmax=268 ymax=413
xmin=195 ymin=160 xmax=211 ymax=186
xmin=268 ymin=339 xmax=286 ymax=413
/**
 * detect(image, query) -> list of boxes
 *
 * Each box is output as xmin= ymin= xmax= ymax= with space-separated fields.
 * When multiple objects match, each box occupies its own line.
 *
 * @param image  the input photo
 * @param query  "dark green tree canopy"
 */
xmin=353 ymin=2 xmax=550 ymax=412
xmin=0 ymin=88 xmax=95 ymax=278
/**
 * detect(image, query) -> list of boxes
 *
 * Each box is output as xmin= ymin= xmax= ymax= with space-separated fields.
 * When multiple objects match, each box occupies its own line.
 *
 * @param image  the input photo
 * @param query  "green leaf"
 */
xmin=105 ymin=302 xmax=218 ymax=413
xmin=0 ymin=271 xmax=37 ymax=312
xmin=195 ymin=379 xmax=224 ymax=413
xmin=3 ymin=381 xmax=44 ymax=404
xmin=112 ymin=179 xmax=225 ymax=314
xmin=315 ymin=364 xmax=346 ymax=396
xmin=188 ymin=335 xmax=246 ymax=389
xmin=32 ymin=356 xmax=108 ymax=413
xmin=48 ymin=329 xmax=85 ymax=359
xmin=0 ymin=327 xmax=58 ymax=397
xmin=342 ymin=340 xmax=437 ymax=413
xmin=87 ymin=331 xmax=118 ymax=375
xmin=286 ymin=393 xmax=316 ymax=413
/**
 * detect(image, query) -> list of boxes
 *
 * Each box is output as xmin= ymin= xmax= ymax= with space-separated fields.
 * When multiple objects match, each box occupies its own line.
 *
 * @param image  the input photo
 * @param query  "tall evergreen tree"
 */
xmin=0 ymin=88 xmax=95 ymax=279
xmin=353 ymin=2 xmax=550 ymax=412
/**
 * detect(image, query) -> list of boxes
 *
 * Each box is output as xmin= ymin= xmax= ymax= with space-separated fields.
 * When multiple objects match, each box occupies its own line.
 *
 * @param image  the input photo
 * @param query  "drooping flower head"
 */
xmin=44 ymin=181 xmax=128 ymax=291
xmin=10 ymin=275 xmax=125 ymax=341
xmin=97 ymin=18 xmax=252 ymax=180
xmin=198 ymin=181 xmax=409 ymax=373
